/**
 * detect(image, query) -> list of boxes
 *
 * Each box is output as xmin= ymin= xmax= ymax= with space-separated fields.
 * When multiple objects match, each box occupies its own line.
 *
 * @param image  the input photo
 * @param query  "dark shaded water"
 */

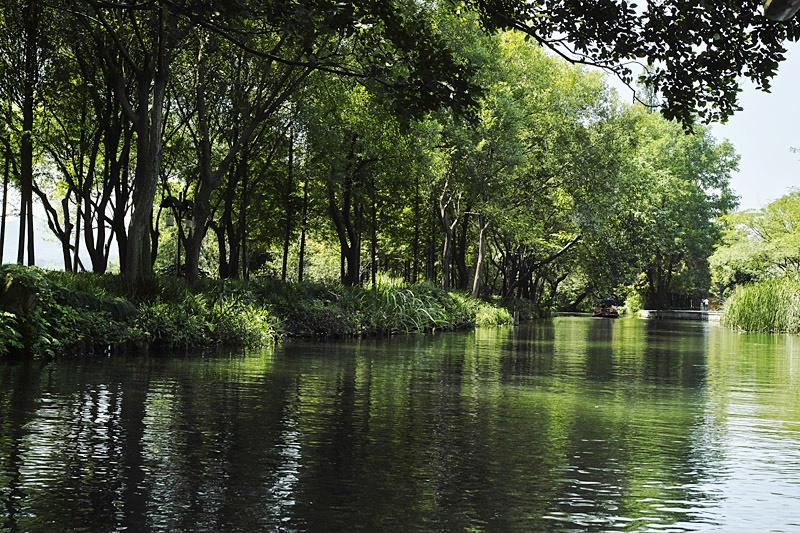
xmin=2 ymin=317 xmax=800 ymax=532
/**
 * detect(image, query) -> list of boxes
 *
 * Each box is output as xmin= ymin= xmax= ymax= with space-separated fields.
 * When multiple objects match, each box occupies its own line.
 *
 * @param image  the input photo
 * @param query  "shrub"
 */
xmin=0 ymin=312 xmax=24 ymax=357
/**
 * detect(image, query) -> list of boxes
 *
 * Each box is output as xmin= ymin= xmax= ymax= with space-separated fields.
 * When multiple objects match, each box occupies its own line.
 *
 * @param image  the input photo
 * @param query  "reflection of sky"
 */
xmin=708 ymin=421 xmax=800 ymax=530
xmin=688 ymin=398 xmax=800 ymax=531
xmin=695 ymin=330 xmax=800 ymax=531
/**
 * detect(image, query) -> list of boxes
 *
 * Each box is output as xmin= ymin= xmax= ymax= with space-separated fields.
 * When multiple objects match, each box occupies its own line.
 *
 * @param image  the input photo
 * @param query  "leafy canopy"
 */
xmin=465 ymin=0 xmax=800 ymax=127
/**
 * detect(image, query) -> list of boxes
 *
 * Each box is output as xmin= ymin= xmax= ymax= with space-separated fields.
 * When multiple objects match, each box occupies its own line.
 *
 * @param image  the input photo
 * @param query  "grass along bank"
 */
xmin=0 ymin=265 xmax=513 ymax=357
xmin=721 ymin=275 xmax=800 ymax=333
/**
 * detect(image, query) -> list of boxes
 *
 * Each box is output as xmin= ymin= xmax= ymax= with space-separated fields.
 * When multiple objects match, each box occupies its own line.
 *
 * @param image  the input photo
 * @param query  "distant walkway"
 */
xmin=638 ymin=309 xmax=721 ymax=322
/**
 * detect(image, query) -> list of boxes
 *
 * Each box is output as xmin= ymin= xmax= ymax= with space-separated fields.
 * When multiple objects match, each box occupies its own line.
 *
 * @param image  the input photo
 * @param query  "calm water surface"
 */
xmin=2 ymin=317 xmax=800 ymax=531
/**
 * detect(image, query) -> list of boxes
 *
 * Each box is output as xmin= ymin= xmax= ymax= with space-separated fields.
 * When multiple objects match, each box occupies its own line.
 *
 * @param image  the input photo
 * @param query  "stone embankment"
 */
xmin=638 ymin=309 xmax=721 ymax=322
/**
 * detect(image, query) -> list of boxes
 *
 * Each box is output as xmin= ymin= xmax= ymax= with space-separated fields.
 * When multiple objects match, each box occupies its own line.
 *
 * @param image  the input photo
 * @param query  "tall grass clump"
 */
xmin=358 ymin=280 xmax=451 ymax=334
xmin=722 ymin=276 xmax=800 ymax=333
xmin=250 ymin=276 xmax=513 ymax=337
xmin=474 ymin=300 xmax=514 ymax=326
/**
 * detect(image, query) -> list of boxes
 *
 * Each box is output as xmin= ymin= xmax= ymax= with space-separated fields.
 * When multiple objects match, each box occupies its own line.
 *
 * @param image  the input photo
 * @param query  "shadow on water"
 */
xmin=2 ymin=318 xmax=800 ymax=531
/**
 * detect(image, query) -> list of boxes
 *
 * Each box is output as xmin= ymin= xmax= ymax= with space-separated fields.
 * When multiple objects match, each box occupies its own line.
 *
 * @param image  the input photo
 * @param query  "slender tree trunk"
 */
xmin=110 ymin=118 xmax=132 ymax=275
xmin=225 ymin=195 xmax=239 ymax=279
xmin=411 ymin=174 xmax=420 ymax=283
xmin=438 ymin=185 xmax=459 ymax=293
xmin=0 ymin=147 xmax=8 ymax=264
xmin=18 ymin=1 xmax=40 ymax=267
xmin=298 ymin=177 xmax=309 ymax=283
xmin=240 ymin=170 xmax=249 ymax=280
xmin=471 ymin=214 xmax=489 ymax=299
xmin=440 ymin=217 xmax=453 ymax=292
xmin=210 ymin=220 xmax=228 ymax=279
xmin=73 ymin=199 xmax=82 ymax=272
xmin=370 ymin=182 xmax=377 ymax=287
xmin=426 ymin=195 xmax=438 ymax=282
xmin=185 ymin=32 xmax=212 ymax=285
xmin=17 ymin=181 xmax=27 ymax=265
xmin=60 ymin=197 xmax=72 ymax=270
xmin=282 ymin=128 xmax=294 ymax=282
xmin=454 ymin=217 xmax=469 ymax=290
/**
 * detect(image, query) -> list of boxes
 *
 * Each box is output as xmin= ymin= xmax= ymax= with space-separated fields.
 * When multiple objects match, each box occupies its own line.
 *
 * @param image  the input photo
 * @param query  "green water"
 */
xmin=2 ymin=316 xmax=800 ymax=531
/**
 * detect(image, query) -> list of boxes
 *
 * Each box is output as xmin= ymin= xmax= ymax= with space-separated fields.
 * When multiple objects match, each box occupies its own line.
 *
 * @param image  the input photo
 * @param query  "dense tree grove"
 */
xmin=1 ymin=1 xmax=794 ymax=311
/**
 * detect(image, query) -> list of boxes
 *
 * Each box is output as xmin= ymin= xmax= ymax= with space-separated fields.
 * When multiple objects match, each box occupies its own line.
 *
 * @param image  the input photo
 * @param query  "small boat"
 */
xmin=593 ymin=297 xmax=619 ymax=318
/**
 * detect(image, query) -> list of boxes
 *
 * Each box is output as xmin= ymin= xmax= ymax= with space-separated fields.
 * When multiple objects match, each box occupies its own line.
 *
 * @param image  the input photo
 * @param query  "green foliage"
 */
xmin=469 ymin=1 xmax=798 ymax=128
xmin=710 ymin=191 xmax=800 ymax=297
xmin=474 ymin=302 xmax=514 ymax=327
xmin=135 ymin=297 xmax=208 ymax=348
xmin=623 ymin=292 xmax=644 ymax=314
xmin=596 ymin=108 xmax=738 ymax=310
xmin=722 ymin=276 xmax=800 ymax=333
xmin=0 ymin=312 xmax=23 ymax=357
xmin=0 ymin=266 xmax=281 ymax=356
xmin=0 ymin=265 xmax=128 ymax=356
xmin=248 ymin=277 xmax=512 ymax=337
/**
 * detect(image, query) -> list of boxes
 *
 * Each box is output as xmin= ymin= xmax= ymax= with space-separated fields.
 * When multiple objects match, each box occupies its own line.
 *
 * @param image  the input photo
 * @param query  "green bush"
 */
xmin=206 ymin=285 xmax=280 ymax=345
xmin=135 ymin=298 xmax=208 ymax=348
xmin=0 ymin=264 xmax=101 ymax=356
xmin=0 ymin=312 xmax=24 ymax=356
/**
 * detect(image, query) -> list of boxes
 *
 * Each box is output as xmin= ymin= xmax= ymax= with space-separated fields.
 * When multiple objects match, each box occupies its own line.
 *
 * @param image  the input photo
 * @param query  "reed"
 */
xmin=722 ymin=276 xmax=800 ymax=333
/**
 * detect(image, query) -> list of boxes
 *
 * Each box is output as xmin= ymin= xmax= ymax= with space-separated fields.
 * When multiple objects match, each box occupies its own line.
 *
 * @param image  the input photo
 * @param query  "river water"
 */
xmin=2 ymin=316 xmax=800 ymax=532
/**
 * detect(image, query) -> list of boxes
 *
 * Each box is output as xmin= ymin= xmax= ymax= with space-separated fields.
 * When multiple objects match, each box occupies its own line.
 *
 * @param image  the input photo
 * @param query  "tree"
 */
xmin=623 ymin=110 xmax=738 ymax=308
xmin=75 ymin=0 xmax=188 ymax=287
xmin=300 ymin=75 xmax=409 ymax=286
xmin=468 ymin=0 xmax=800 ymax=127
xmin=431 ymin=29 xmax=621 ymax=304
xmin=0 ymin=0 xmax=52 ymax=267
xmin=710 ymin=191 xmax=800 ymax=295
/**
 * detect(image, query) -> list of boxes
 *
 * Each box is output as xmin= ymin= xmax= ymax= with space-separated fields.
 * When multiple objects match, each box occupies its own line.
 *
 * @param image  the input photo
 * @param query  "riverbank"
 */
xmin=0 ymin=265 xmax=514 ymax=357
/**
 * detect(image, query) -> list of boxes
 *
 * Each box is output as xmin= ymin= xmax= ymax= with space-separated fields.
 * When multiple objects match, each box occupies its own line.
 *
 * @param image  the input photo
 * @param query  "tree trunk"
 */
xmin=440 ymin=213 xmax=453 ymax=292
xmin=0 ymin=146 xmax=8 ymax=264
xmin=370 ymin=180 xmax=377 ymax=287
xmin=61 ymin=197 xmax=73 ymax=271
xmin=454 ymin=216 xmax=469 ymax=290
xmin=328 ymin=173 xmax=362 ymax=287
xmin=239 ymin=169 xmax=249 ymax=280
xmin=110 ymin=7 xmax=178 ymax=289
xmin=298 ymin=175 xmax=309 ymax=283
xmin=471 ymin=214 xmax=489 ymax=299
xmin=281 ymin=128 xmax=294 ymax=282
xmin=72 ymin=199 xmax=81 ymax=272
xmin=327 ymin=135 xmax=371 ymax=287
xmin=125 ymin=92 xmax=165 ymax=286
xmin=438 ymin=184 xmax=459 ymax=293
xmin=411 ymin=174 xmax=421 ymax=283
xmin=18 ymin=1 xmax=40 ymax=266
